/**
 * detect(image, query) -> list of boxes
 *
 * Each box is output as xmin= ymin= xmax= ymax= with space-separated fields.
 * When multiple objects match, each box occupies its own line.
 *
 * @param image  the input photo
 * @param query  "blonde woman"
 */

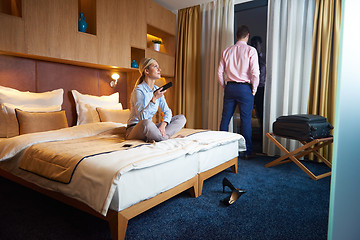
xmin=126 ymin=58 xmax=186 ymax=142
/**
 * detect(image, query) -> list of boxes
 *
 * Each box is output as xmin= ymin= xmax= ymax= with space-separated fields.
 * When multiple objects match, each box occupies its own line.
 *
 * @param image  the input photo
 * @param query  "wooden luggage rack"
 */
xmin=265 ymin=132 xmax=333 ymax=180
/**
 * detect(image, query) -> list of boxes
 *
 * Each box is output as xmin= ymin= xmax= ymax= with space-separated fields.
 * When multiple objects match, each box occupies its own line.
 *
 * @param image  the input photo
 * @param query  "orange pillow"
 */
xmin=96 ymin=108 xmax=130 ymax=124
xmin=15 ymin=109 xmax=69 ymax=135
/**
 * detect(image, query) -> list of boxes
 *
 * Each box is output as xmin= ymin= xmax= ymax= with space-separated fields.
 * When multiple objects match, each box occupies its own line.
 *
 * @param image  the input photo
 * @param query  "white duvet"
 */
xmin=0 ymin=122 xmax=245 ymax=215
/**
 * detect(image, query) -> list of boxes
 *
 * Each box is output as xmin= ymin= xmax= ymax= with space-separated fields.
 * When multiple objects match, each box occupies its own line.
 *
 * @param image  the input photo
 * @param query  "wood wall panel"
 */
xmin=0 ymin=0 xmax=175 ymax=74
xmin=97 ymin=0 xmax=129 ymax=68
xmin=75 ymin=33 xmax=98 ymax=64
xmin=0 ymin=55 xmax=35 ymax=91
xmin=126 ymin=0 xmax=146 ymax=50
xmin=145 ymin=0 xmax=176 ymax=36
xmin=164 ymin=77 xmax=175 ymax=111
xmin=37 ymin=61 xmax=100 ymax=126
xmin=145 ymin=49 xmax=175 ymax=76
xmin=126 ymin=71 xmax=140 ymax=108
xmin=23 ymin=0 xmax=77 ymax=60
xmin=0 ymin=14 xmax=25 ymax=53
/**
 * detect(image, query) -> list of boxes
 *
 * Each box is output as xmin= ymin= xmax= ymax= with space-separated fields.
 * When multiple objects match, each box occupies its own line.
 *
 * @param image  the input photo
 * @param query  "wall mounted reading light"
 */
xmin=110 ymin=73 xmax=120 ymax=88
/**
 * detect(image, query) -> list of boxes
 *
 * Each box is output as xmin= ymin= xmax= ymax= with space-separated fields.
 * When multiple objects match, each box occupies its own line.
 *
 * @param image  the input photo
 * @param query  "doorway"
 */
xmin=233 ymin=0 xmax=268 ymax=153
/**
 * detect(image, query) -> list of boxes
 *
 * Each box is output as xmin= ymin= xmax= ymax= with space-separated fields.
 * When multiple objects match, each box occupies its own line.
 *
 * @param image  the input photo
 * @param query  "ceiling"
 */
xmin=151 ymin=0 xmax=213 ymax=12
xmin=152 ymin=0 xmax=250 ymax=12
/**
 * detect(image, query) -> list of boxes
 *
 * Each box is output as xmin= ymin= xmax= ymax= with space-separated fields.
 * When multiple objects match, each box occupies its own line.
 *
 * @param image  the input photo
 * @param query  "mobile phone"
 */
xmin=154 ymin=82 xmax=173 ymax=93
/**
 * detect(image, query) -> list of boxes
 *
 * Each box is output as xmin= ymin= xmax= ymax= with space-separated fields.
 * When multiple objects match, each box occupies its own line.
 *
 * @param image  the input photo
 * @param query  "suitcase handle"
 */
xmin=310 ymin=126 xmax=317 ymax=131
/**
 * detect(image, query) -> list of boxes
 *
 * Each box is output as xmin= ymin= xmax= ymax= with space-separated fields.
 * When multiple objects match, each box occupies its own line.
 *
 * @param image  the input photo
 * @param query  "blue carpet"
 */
xmin=0 ymin=155 xmax=330 ymax=240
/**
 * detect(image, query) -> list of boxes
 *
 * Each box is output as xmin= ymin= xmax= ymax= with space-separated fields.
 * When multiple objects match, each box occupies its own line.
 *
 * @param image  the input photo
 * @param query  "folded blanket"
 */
xmin=19 ymin=135 xmax=147 ymax=183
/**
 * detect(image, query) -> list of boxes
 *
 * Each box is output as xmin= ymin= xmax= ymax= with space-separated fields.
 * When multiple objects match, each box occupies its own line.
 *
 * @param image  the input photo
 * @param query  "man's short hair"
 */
xmin=236 ymin=25 xmax=250 ymax=40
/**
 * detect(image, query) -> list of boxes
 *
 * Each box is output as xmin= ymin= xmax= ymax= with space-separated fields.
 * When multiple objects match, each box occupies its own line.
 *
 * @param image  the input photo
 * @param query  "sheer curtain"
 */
xmin=264 ymin=0 xmax=316 ymax=155
xmin=200 ymin=0 xmax=234 ymax=131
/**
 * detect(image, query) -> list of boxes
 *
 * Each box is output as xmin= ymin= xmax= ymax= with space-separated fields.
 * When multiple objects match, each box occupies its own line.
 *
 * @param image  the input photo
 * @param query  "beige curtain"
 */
xmin=200 ymin=0 xmax=234 ymax=131
xmin=308 ymin=0 xmax=342 ymax=162
xmin=175 ymin=6 xmax=202 ymax=129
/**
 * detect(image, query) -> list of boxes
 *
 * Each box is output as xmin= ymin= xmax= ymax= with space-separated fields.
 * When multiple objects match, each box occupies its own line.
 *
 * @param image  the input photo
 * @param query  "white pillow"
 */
xmin=71 ymin=90 xmax=122 ymax=125
xmin=0 ymin=86 xmax=64 ymax=137
xmin=0 ymin=86 xmax=63 ymax=107
xmin=1 ymin=103 xmax=61 ymax=137
xmin=0 ymin=104 xmax=7 ymax=137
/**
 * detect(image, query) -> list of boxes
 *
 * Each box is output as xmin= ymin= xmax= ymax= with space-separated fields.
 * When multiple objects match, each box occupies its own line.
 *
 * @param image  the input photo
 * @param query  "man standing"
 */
xmin=218 ymin=25 xmax=260 ymax=159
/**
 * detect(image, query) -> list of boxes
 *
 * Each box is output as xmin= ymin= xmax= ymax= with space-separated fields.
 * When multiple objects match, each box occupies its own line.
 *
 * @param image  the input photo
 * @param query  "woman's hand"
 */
xmin=158 ymin=121 xmax=167 ymax=137
xmin=151 ymin=89 xmax=166 ymax=103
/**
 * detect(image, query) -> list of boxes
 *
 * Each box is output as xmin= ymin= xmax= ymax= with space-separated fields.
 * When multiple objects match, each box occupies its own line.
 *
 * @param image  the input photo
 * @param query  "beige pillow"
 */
xmin=0 ymin=86 xmax=63 ymax=137
xmin=2 ymin=103 xmax=61 ymax=137
xmin=77 ymin=102 xmax=123 ymax=125
xmin=15 ymin=109 xmax=69 ymax=135
xmin=96 ymin=108 xmax=130 ymax=124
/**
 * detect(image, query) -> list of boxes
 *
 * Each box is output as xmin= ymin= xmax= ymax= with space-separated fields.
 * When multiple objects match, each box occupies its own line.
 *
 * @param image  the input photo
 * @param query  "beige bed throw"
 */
xmin=18 ymin=128 xmax=205 ymax=184
xmin=19 ymin=132 xmax=146 ymax=183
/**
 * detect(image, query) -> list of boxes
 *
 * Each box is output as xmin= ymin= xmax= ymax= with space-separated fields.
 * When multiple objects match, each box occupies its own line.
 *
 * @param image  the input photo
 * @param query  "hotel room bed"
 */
xmin=0 ymin=122 xmax=245 ymax=240
xmin=0 ymin=73 xmax=246 ymax=239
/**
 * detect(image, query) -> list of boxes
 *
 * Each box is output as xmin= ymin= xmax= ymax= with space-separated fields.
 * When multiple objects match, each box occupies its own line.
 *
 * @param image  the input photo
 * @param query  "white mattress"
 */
xmin=109 ymin=140 xmax=238 ymax=211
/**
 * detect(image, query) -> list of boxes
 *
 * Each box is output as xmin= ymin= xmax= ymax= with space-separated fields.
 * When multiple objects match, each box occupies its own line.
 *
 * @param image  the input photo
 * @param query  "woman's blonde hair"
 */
xmin=135 ymin=58 xmax=157 ymax=86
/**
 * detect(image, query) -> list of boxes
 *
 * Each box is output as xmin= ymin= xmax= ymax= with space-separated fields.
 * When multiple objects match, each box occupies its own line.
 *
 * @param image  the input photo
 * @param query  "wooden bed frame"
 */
xmin=0 ymin=157 xmax=238 ymax=240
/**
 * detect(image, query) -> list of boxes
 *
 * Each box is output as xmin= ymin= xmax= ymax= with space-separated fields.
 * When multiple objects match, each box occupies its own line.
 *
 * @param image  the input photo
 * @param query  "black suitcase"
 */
xmin=273 ymin=114 xmax=333 ymax=141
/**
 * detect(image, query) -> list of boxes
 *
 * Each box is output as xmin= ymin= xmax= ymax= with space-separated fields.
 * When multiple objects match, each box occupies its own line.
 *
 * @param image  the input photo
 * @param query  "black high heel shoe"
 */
xmin=221 ymin=178 xmax=246 ymax=206
xmin=221 ymin=190 xmax=246 ymax=206
xmin=222 ymin=177 xmax=246 ymax=194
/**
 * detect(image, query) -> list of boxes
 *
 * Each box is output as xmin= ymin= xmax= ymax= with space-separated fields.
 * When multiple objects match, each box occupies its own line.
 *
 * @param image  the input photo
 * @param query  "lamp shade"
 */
xmin=111 ymin=73 xmax=120 ymax=80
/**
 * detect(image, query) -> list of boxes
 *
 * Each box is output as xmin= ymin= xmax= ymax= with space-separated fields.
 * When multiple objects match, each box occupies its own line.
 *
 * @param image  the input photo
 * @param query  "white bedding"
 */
xmin=0 ymin=123 xmax=245 ymax=216
xmin=108 ymin=140 xmax=240 ymax=212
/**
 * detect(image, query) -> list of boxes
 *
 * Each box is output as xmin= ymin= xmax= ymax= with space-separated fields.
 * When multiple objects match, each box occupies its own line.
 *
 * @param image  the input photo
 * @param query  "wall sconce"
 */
xmin=110 ymin=73 xmax=120 ymax=88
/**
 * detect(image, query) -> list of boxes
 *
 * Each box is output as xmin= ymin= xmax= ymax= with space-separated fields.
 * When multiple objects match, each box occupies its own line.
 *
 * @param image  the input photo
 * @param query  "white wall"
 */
xmin=328 ymin=0 xmax=360 ymax=239
xmin=234 ymin=0 xmax=253 ymax=4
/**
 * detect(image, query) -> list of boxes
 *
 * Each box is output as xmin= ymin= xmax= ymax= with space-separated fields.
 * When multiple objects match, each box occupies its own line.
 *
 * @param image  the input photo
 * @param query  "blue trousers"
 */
xmin=220 ymin=82 xmax=254 ymax=154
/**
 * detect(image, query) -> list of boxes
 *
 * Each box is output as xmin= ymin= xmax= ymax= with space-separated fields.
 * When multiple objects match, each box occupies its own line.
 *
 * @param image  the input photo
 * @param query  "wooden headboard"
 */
xmin=0 ymin=55 xmax=127 ymax=126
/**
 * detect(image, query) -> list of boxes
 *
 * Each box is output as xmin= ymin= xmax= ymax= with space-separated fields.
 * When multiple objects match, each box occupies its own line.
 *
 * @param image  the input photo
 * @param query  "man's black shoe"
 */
xmin=241 ymin=153 xmax=256 ymax=160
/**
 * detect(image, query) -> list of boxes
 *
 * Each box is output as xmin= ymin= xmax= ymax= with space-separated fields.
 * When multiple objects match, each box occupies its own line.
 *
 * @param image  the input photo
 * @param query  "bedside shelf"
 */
xmin=146 ymin=48 xmax=171 ymax=55
xmin=131 ymin=47 xmax=145 ymax=69
xmin=0 ymin=0 xmax=22 ymax=17
xmin=147 ymin=24 xmax=175 ymax=57
xmin=78 ymin=0 xmax=96 ymax=35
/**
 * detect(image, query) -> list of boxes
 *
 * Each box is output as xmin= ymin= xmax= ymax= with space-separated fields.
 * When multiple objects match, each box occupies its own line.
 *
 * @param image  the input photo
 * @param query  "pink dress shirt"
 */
xmin=218 ymin=40 xmax=260 ymax=93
